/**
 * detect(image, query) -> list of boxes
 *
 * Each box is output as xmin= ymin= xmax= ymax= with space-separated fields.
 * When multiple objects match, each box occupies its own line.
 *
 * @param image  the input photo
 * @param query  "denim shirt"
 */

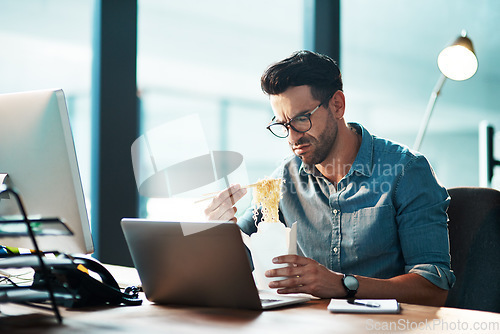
xmin=238 ymin=123 xmax=455 ymax=290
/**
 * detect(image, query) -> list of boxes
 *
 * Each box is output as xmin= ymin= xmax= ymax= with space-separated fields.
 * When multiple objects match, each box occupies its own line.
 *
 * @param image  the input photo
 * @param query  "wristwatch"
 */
xmin=342 ymin=274 xmax=359 ymax=298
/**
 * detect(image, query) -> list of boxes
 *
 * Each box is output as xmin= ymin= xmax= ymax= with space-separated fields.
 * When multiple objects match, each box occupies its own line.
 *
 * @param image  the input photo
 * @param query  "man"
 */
xmin=205 ymin=50 xmax=455 ymax=306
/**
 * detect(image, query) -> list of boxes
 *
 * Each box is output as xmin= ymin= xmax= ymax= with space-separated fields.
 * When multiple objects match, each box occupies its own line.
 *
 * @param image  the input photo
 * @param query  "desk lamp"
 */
xmin=413 ymin=30 xmax=478 ymax=151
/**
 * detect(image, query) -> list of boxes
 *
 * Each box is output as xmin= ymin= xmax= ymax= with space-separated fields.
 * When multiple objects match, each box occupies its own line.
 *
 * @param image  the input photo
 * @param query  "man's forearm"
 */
xmin=356 ymin=273 xmax=448 ymax=306
xmin=267 ymin=255 xmax=449 ymax=306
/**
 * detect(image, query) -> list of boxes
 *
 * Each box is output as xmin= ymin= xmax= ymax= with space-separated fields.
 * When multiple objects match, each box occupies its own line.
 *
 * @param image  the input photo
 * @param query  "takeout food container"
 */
xmin=249 ymin=221 xmax=297 ymax=290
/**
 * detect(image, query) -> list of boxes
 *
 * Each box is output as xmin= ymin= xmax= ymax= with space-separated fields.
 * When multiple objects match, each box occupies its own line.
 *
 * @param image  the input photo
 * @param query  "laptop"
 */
xmin=120 ymin=219 xmax=310 ymax=310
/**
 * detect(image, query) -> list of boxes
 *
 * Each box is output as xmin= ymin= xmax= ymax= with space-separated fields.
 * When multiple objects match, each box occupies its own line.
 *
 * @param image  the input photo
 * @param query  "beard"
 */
xmin=290 ymin=111 xmax=337 ymax=166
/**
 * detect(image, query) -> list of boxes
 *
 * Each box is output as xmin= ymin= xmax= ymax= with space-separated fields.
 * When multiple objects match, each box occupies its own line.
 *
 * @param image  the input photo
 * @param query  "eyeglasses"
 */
xmin=266 ymin=103 xmax=322 ymax=138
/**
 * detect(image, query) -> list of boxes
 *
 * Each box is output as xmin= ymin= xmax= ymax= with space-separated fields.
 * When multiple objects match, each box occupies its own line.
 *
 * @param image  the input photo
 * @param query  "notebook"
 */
xmin=328 ymin=298 xmax=401 ymax=313
xmin=120 ymin=219 xmax=310 ymax=310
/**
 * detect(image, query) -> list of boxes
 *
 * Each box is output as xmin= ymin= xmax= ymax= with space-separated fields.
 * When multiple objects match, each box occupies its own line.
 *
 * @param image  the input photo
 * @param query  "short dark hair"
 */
xmin=260 ymin=50 xmax=343 ymax=103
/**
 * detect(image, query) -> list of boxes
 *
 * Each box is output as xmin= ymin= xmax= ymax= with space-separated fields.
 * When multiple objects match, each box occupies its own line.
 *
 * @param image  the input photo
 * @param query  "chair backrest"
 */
xmin=445 ymin=187 xmax=500 ymax=312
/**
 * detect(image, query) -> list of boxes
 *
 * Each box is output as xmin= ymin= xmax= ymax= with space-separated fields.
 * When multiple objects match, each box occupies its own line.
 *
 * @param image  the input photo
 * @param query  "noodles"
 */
xmin=252 ymin=178 xmax=283 ymax=224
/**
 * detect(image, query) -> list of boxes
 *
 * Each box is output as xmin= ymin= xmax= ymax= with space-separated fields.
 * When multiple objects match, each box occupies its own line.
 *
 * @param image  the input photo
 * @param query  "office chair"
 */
xmin=445 ymin=187 xmax=500 ymax=313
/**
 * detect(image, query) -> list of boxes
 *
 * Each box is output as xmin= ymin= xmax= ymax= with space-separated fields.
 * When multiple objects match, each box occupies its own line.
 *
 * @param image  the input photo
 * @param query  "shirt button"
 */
xmin=333 ymin=209 xmax=339 ymax=214
xmin=333 ymin=247 xmax=338 ymax=253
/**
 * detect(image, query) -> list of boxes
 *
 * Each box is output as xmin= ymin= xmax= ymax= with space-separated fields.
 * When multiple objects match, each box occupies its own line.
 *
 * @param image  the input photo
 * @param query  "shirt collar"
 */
xmin=298 ymin=122 xmax=374 ymax=178
xmin=348 ymin=122 xmax=374 ymax=177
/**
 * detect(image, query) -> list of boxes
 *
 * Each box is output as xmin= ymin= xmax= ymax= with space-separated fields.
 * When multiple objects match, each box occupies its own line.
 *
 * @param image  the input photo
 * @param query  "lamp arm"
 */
xmin=413 ymin=74 xmax=447 ymax=151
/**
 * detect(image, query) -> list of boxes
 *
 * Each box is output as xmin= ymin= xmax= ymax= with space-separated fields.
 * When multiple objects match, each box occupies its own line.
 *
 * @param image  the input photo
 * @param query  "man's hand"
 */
xmin=203 ymin=184 xmax=247 ymax=223
xmin=265 ymin=254 xmax=345 ymax=298
xmin=265 ymin=255 xmax=449 ymax=306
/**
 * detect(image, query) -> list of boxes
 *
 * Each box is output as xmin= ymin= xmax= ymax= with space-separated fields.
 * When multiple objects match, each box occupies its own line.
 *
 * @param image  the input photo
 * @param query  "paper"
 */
xmin=249 ymin=221 xmax=297 ymax=290
xmin=0 ymin=173 xmax=10 ymax=199
xmin=328 ymin=299 xmax=400 ymax=313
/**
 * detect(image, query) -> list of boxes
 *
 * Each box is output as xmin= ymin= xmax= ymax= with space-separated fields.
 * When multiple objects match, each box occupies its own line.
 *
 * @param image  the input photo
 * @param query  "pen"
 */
xmin=347 ymin=299 xmax=381 ymax=308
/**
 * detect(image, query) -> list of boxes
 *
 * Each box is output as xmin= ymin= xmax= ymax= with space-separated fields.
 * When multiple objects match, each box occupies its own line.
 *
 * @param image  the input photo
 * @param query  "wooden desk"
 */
xmin=1 ymin=266 xmax=499 ymax=333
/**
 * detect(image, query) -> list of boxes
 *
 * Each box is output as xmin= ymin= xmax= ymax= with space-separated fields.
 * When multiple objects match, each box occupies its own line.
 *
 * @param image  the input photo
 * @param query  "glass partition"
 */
xmin=137 ymin=0 xmax=304 ymax=218
xmin=0 ymin=0 xmax=94 ymax=221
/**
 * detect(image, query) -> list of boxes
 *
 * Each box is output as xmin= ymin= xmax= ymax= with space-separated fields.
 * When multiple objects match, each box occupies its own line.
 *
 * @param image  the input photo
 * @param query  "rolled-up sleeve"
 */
xmin=395 ymin=155 xmax=456 ymax=290
xmin=406 ymin=264 xmax=456 ymax=290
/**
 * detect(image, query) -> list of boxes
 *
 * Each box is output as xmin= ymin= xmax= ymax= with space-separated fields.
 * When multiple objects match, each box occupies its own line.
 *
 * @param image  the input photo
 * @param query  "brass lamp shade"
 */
xmin=437 ymin=31 xmax=478 ymax=81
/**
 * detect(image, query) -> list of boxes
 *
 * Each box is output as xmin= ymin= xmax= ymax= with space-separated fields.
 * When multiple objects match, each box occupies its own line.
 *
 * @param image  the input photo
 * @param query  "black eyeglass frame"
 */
xmin=266 ymin=103 xmax=322 ymax=138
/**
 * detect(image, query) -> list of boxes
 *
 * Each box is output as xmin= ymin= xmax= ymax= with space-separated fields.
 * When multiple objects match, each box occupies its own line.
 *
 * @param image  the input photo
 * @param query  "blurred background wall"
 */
xmin=1 ymin=0 xmax=499 ymax=263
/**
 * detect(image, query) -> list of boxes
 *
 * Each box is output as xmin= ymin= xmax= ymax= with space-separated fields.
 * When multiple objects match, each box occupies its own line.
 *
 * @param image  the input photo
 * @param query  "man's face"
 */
xmin=270 ymin=85 xmax=337 ymax=166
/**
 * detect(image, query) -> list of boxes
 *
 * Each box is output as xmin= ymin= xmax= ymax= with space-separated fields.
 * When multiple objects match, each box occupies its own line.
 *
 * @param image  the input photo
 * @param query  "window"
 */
xmin=341 ymin=0 xmax=500 ymax=187
xmin=137 ymin=0 xmax=304 ymax=218
xmin=0 ymin=0 xmax=94 ymax=218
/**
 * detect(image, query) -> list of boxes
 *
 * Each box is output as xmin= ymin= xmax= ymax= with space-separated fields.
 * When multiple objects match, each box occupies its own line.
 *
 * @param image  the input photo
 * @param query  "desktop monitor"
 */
xmin=0 ymin=89 xmax=93 ymax=254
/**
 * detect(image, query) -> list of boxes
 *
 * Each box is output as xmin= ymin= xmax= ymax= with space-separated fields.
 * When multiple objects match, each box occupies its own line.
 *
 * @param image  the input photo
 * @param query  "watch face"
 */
xmin=344 ymin=275 xmax=359 ymax=290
